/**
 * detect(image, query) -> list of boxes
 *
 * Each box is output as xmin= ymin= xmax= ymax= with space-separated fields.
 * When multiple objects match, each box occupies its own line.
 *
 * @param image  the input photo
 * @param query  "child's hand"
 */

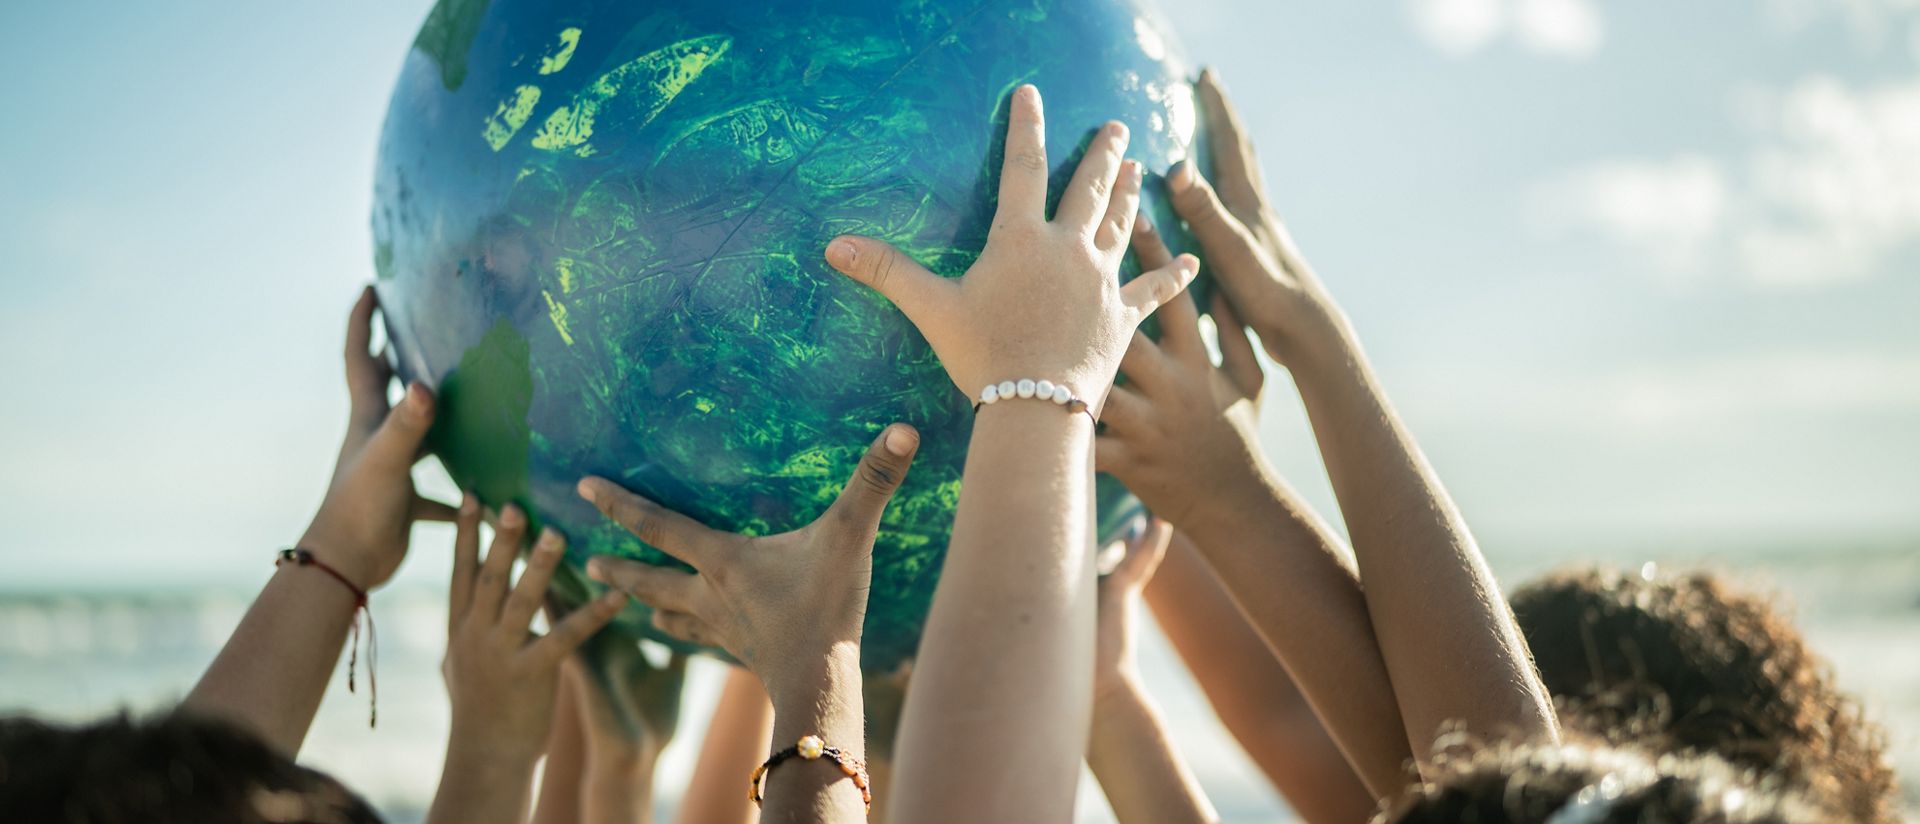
xmin=442 ymin=500 xmax=628 ymax=772
xmin=1093 ymin=518 xmax=1174 ymax=707
xmin=579 ymin=424 xmax=920 ymax=705
xmin=560 ymin=626 xmax=687 ymax=771
xmin=826 ymin=85 xmax=1198 ymax=411
xmin=1097 ymin=219 xmax=1271 ymax=529
xmin=300 ymin=287 xmax=458 ymax=590
xmin=1166 ymin=70 xmax=1348 ymax=367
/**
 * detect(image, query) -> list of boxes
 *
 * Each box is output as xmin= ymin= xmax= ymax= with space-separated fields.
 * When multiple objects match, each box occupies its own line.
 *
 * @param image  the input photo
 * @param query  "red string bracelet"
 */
xmin=276 ymin=548 xmax=377 ymax=728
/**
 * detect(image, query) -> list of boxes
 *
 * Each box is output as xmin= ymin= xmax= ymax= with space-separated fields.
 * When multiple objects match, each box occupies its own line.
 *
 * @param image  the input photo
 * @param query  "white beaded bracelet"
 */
xmin=974 ymin=379 xmax=1096 ymax=422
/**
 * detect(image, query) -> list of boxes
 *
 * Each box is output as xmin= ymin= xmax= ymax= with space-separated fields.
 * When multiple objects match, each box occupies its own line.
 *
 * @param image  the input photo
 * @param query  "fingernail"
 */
xmin=826 ymin=238 xmax=857 ymax=271
xmin=598 ymin=591 xmax=628 ymax=611
xmin=459 ymin=494 xmax=478 ymax=516
xmin=883 ymin=426 xmax=917 ymax=457
xmin=576 ymin=478 xmax=597 ymax=503
xmin=404 ymin=383 xmax=429 ymax=415
xmin=1201 ymin=66 xmax=1220 ymax=85
xmin=1136 ymin=211 xmax=1153 ymax=233
xmin=1109 ymin=121 xmax=1129 ymax=141
xmin=1169 ymin=161 xmax=1193 ymax=190
xmin=535 ymin=528 xmax=562 ymax=555
xmin=501 ymin=505 xmax=525 ymax=527
xmin=586 ymin=557 xmax=607 ymax=579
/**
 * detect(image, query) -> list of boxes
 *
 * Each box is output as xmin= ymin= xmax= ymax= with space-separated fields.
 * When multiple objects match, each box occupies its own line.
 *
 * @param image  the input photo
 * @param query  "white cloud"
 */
xmin=1513 ymin=0 xmax=1604 ymax=58
xmin=1544 ymin=76 xmax=1920 ymax=288
xmin=1409 ymin=0 xmax=1507 ymax=55
xmin=1407 ymin=0 xmax=1603 ymax=59
xmin=1765 ymin=0 xmax=1920 ymax=54
xmin=1543 ymin=156 xmax=1729 ymax=274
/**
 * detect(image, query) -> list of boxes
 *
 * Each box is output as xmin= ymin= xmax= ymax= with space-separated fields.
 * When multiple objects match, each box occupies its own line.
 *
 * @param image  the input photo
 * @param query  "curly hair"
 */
xmin=1510 ymin=566 xmax=1896 ymax=823
xmin=1381 ymin=741 xmax=1828 ymax=824
xmin=0 ymin=711 xmax=381 ymax=824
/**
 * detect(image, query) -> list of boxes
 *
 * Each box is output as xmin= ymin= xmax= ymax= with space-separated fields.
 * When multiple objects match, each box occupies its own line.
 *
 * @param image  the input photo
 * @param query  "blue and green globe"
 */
xmin=374 ymin=0 xmax=1204 ymax=669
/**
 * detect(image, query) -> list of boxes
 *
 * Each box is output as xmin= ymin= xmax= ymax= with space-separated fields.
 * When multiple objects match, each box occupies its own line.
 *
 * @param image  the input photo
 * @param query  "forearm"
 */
xmin=1143 ymin=534 xmax=1379 ymax=824
xmin=761 ymin=644 xmax=867 ymax=823
xmin=677 ymin=666 xmax=773 ymax=824
xmin=183 ymin=566 xmax=358 ymax=754
xmin=890 ymin=403 xmax=1098 ymax=822
xmin=428 ymin=742 xmax=539 ymax=824
xmin=533 ymin=685 xmax=588 ymax=824
xmin=582 ymin=754 xmax=658 ymax=824
xmin=1291 ymin=328 xmax=1556 ymax=754
xmin=1087 ymin=677 xmax=1218 ymax=824
xmin=1177 ymin=473 xmax=1413 ymax=797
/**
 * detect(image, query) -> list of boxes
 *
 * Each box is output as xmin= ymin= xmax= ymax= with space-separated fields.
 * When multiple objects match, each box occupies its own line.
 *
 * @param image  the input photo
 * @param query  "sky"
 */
xmin=1 ymin=0 xmax=1917 ymax=592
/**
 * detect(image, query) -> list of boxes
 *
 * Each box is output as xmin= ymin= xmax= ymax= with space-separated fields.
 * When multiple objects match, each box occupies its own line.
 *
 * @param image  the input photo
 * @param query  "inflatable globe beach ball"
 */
xmin=374 ymin=0 xmax=1206 ymax=670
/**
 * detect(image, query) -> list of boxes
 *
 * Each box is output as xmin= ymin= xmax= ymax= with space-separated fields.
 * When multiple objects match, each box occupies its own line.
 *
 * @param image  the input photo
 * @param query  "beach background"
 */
xmin=2 ymin=1 xmax=1916 ymax=821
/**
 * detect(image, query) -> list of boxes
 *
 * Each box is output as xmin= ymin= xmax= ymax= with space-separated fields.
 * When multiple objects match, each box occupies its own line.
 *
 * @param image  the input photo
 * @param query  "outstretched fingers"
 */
xmin=1056 ymin=121 xmax=1130 ymax=232
xmin=1129 ymin=212 xmax=1175 ymax=271
xmin=585 ymin=556 xmax=704 ymax=616
xmin=343 ymin=287 xmax=392 ymax=423
xmin=825 ymin=424 xmax=920 ymax=540
xmin=531 ymin=590 xmax=628 ymax=668
xmin=997 ymin=84 xmax=1050 ymax=219
xmin=824 ymin=236 xmax=951 ymax=326
xmin=1167 ymin=161 xmax=1271 ymax=288
xmin=1212 ymin=293 xmax=1265 ymax=396
xmin=360 ymin=383 xmax=436 ymax=474
xmin=578 ymin=478 xmax=728 ymax=569
xmin=1120 ymin=253 xmax=1200 ymax=323
xmin=498 ymin=528 xmax=566 ymax=639
xmin=449 ymin=495 xmax=482 ymax=632
xmin=470 ymin=504 xmax=527 ymax=623
xmin=1196 ymin=69 xmax=1267 ymax=220
xmin=1095 ymin=160 xmax=1144 ymax=251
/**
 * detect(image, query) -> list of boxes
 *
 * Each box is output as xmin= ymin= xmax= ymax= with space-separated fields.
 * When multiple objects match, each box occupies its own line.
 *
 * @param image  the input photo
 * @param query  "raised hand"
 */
xmin=1098 ymin=217 xmax=1270 ymax=528
xmin=1166 ymin=70 xmax=1347 ymax=367
xmin=1092 ymin=518 xmax=1175 ymax=706
xmin=579 ymin=425 xmax=921 ymax=823
xmin=430 ymin=500 xmax=628 ymax=824
xmin=825 ymin=84 xmax=1198 ymax=411
xmin=301 ymin=286 xmax=458 ymax=590
xmin=578 ymin=425 xmax=918 ymax=701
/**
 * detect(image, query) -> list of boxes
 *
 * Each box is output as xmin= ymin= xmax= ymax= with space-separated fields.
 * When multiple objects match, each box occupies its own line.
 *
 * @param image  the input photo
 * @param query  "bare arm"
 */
xmin=1166 ymin=69 xmax=1557 ymax=756
xmin=1144 ymin=532 xmax=1377 ymax=824
xmin=1099 ymin=225 xmax=1412 ymax=796
xmin=1087 ymin=520 xmax=1217 ymax=824
xmin=824 ymin=85 xmax=1197 ymax=821
xmin=185 ymin=288 xmax=454 ymax=754
xmin=675 ymin=666 xmax=772 ymax=824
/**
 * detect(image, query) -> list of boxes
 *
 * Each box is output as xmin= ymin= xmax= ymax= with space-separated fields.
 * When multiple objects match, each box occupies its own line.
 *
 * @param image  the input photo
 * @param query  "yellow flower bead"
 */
xmin=797 ymin=735 xmax=825 ymax=759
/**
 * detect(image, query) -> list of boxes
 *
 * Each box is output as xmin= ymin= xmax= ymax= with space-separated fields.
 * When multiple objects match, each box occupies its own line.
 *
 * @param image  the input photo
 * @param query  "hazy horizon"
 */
xmin=3 ymin=0 xmax=1916 ymax=592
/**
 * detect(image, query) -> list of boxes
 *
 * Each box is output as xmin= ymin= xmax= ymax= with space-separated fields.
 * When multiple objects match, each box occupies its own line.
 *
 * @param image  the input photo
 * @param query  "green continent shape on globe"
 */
xmin=375 ymin=0 xmax=1207 ymax=670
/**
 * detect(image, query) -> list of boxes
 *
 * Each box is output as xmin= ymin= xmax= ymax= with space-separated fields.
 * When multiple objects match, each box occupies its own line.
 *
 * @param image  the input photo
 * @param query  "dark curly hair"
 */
xmin=1380 ymin=741 xmax=1828 ymax=824
xmin=0 ymin=711 xmax=381 ymax=824
xmin=1510 ymin=566 xmax=1896 ymax=823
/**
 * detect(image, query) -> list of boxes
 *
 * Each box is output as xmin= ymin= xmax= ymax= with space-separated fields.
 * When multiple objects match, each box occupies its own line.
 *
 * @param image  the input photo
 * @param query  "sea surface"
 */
xmin=2 ymin=544 xmax=1915 ymax=823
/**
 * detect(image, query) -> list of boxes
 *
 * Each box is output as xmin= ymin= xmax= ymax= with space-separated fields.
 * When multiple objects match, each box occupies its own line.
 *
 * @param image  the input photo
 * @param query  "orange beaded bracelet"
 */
xmin=749 ymin=734 xmax=872 ymax=812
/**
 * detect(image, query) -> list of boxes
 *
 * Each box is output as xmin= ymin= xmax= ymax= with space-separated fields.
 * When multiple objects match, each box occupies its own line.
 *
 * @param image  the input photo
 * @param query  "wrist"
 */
xmin=1092 ymin=667 xmax=1143 ymax=715
xmin=1272 ymin=300 xmax=1362 ymax=381
xmin=763 ymin=641 xmax=863 ymax=713
xmin=294 ymin=528 xmax=382 ymax=593
xmin=446 ymin=720 xmax=544 ymax=776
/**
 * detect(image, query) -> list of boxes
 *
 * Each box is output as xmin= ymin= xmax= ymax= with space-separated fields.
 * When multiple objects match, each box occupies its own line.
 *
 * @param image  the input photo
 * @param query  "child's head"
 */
xmin=1382 ymin=741 xmax=1823 ymax=823
xmin=0 ymin=711 xmax=380 ymax=823
xmin=1510 ymin=565 xmax=1895 ymax=822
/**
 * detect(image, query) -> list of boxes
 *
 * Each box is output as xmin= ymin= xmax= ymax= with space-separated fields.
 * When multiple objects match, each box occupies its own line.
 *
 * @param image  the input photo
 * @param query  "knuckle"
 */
xmin=856 ymin=457 xmax=901 ymax=495
xmin=1013 ymin=149 xmax=1047 ymax=172
xmin=870 ymin=248 xmax=897 ymax=292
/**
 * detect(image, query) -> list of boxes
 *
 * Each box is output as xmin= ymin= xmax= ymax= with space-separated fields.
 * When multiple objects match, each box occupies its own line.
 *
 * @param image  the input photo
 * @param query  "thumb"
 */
xmin=361 ymin=382 xmax=436 ymax=473
xmin=826 ymin=424 xmax=921 ymax=539
xmin=825 ymin=236 xmax=949 ymax=323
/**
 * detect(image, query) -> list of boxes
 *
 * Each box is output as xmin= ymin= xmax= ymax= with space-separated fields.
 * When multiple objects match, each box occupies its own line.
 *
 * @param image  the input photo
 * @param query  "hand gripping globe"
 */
xmin=374 ymin=0 xmax=1206 ymax=670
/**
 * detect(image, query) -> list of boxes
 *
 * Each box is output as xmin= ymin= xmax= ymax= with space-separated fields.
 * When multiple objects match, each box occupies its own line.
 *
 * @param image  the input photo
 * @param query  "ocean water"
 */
xmin=1 ymin=545 xmax=1914 ymax=823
